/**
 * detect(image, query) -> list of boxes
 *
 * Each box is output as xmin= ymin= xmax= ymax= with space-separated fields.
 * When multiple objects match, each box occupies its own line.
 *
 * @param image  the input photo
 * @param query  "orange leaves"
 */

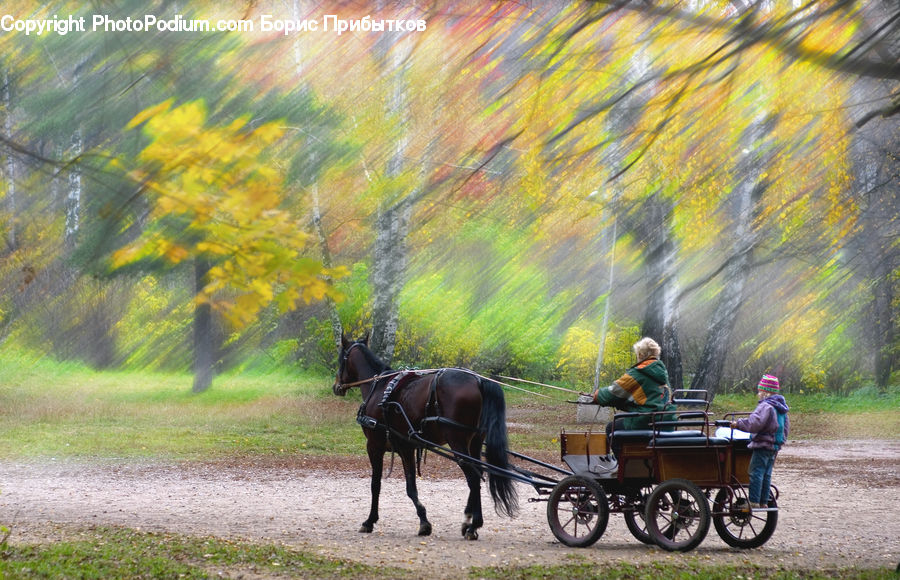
xmin=114 ymin=99 xmax=344 ymax=329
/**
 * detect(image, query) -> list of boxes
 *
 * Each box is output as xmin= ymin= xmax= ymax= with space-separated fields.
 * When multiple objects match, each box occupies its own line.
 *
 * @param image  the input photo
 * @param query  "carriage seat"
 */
xmin=609 ymin=429 xmax=705 ymax=447
xmin=653 ymin=435 xmax=730 ymax=446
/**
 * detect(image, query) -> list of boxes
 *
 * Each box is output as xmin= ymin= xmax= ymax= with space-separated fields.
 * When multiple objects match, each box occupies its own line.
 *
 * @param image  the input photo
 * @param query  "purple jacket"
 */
xmin=735 ymin=395 xmax=790 ymax=451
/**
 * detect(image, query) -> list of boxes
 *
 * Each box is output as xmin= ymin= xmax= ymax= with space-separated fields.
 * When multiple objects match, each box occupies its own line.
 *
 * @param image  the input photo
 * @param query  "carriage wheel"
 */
xmin=712 ymin=488 xmax=778 ymax=549
xmin=547 ymin=475 xmax=609 ymax=548
xmin=622 ymin=486 xmax=654 ymax=545
xmin=644 ymin=479 xmax=710 ymax=552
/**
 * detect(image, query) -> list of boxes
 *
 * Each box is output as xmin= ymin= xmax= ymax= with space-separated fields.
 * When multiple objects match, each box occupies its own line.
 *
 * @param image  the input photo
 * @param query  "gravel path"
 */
xmin=1 ymin=439 xmax=898 ymax=577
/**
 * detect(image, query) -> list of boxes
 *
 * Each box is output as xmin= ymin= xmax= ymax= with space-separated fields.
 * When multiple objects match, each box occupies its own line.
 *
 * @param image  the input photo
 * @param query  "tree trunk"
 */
xmin=311 ymin=180 xmax=343 ymax=353
xmin=65 ymin=130 xmax=82 ymax=249
xmin=193 ymin=258 xmax=215 ymax=393
xmin=368 ymin=24 xmax=416 ymax=366
xmin=633 ymin=194 xmax=684 ymax=390
xmin=369 ymin=196 xmax=413 ymax=365
xmin=2 ymin=66 xmax=17 ymax=253
xmin=871 ymin=257 xmax=895 ymax=389
xmin=850 ymin=2 xmax=899 ymax=390
xmin=852 ymin=114 xmax=898 ymax=391
xmin=593 ymin=212 xmax=617 ymax=392
xmin=290 ymin=3 xmax=344 ymax=353
xmin=691 ymin=110 xmax=773 ymax=399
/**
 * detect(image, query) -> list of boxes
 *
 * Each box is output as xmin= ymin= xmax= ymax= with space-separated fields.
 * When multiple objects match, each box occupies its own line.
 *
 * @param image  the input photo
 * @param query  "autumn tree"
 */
xmin=112 ymin=100 xmax=344 ymax=391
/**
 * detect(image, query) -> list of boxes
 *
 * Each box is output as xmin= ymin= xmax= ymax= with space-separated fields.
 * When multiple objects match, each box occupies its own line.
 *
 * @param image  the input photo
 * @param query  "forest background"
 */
xmin=1 ymin=0 xmax=897 ymax=397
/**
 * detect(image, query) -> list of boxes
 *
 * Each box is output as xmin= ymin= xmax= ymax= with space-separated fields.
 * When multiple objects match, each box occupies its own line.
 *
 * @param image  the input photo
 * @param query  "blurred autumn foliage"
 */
xmin=0 ymin=1 xmax=897 ymax=394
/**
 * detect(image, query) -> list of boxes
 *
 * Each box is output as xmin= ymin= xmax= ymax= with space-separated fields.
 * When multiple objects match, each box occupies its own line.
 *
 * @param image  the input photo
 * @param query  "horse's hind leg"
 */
xmin=459 ymin=436 xmax=485 ymax=540
xmin=360 ymin=443 xmax=383 ymax=533
xmin=399 ymin=446 xmax=432 ymax=536
xmin=459 ymin=461 xmax=484 ymax=540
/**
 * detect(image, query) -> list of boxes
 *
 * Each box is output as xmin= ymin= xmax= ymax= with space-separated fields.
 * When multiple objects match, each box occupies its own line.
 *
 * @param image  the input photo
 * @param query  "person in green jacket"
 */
xmin=580 ymin=337 xmax=676 ymax=456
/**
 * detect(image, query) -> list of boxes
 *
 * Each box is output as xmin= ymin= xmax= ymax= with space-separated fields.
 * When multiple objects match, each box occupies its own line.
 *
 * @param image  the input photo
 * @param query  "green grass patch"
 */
xmin=712 ymin=387 xmax=900 ymax=440
xmin=469 ymin=560 xmax=897 ymax=579
xmin=2 ymin=525 xmax=892 ymax=580
xmin=0 ymin=354 xmax=364 ymax=459
xmin=712 ymin=385 xmax=900 ymax=414
xmin=0 ymin=525 xmax=408 ymax=579
xmin=0 ymin=353 xmax=898 ymax=460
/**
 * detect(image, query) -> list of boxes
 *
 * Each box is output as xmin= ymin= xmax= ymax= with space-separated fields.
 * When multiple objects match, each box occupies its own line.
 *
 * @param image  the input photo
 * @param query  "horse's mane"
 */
xmin=356 ymin=342 xmax=391 ymax=374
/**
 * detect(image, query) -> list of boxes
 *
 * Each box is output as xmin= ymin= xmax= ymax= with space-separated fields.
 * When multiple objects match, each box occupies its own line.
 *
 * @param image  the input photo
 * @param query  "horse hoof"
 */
xmin=464 ymin=529 xmax=479 ymax=541
xmin=418 ymin=523 xmax=432 ymax=536
xmin=359 ymin=523 xmax=374 ymax=533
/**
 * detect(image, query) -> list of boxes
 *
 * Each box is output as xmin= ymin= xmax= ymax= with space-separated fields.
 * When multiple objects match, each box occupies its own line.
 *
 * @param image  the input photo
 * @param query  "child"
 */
xmin=731 ymin=374 xmax=790 ymax=509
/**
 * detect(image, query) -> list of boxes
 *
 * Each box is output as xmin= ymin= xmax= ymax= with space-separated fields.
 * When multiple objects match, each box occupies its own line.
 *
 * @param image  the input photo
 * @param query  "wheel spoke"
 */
xmin=712 ymin=489 xmax=778 ymax=549
xmin=547 ymin=476 xmax=609 ymax=548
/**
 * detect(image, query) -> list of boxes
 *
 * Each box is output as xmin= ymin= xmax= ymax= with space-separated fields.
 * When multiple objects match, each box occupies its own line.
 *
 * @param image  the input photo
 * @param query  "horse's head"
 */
xmin=332 ymin=333 xmax=374 ymax=396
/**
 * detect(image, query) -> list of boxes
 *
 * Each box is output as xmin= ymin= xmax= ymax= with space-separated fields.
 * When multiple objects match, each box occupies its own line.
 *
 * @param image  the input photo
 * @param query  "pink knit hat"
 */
xmin=757 ymin=374 xmax=780 ymax=393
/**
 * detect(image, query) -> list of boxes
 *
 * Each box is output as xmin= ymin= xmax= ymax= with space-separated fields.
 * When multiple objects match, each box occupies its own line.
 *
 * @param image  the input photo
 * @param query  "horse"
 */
xmin=332 ymin=334 xmax=518 ymax=540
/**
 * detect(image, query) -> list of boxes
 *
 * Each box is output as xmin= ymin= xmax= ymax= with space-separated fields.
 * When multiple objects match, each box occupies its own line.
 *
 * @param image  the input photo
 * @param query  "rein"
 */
xmin=337 ymin=342 xmax=578 ymax=400
xmin=336 ymin=375 xmax=383 ymax=389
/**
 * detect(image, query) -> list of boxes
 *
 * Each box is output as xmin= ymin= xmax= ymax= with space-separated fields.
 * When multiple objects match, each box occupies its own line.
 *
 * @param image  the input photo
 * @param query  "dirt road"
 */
xmin=1 ymin=439 xmax=898 ymax=577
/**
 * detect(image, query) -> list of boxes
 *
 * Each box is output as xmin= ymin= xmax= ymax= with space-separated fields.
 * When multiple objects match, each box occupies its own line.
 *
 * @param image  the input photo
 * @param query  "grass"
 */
xmin=0 ymin=355 xmax=898 ymax=460
xmin=0 ymin=354 xmax=364 ymax=459
xmin=470 ymin=561 xmax=898 ymax=579
xmin=711 ymin=389 xmax=900 ymax=440
xmin=0 ymin=525 xmax=406 ymax=579
xmin=0 ymin=526 xmax=894 ymax=580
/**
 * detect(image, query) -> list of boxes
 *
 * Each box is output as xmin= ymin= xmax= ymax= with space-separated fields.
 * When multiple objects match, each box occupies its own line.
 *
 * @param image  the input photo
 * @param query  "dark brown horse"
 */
xmin=332 ymin=334 xmax=518 ymax=540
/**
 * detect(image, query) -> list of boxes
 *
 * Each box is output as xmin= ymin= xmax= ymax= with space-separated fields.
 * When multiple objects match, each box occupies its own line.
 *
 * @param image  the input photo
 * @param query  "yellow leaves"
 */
xmin=114 ymin=99 xmax=346 ymax=330
xmin=111 ymin=245 xmax=140 ymax=269
xmin=126 ymin=99 xmax=174 ymax=130
xmin=196 ymin=241 xmax=230 ymax=256
xmin=799 ymin=14 xmax=856 ymax=58
xmin=251 ymin=121 xmax=284 ymax=144
xmin=112 ymin=236 xmax=189 ymax=267
xmin=150 ymin=100 xmax=207 ymax=139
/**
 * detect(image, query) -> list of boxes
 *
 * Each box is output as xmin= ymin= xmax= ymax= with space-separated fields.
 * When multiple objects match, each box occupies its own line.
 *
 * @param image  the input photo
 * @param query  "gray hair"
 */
xmin=633 ymin=337 xmax=661 ymax=361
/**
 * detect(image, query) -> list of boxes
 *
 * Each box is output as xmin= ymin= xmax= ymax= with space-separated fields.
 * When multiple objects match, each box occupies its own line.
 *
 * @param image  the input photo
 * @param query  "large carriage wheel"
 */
xmin=622 ymin=486 xmax=654 ymax=544
xmin=712 ymin=488 xmax=778 ymax=549
xmin=644 ymin=479 xmax=710 ymax=552
xmin=547 ymin=475 xmax=609 ymax=548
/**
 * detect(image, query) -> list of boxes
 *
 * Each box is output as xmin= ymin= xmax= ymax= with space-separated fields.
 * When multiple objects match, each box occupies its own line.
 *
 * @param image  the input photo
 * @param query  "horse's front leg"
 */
xmin=399 ymin=445 xmax=432 ymax=536
xmin=361 ymin=440 xmax=384 ymax=533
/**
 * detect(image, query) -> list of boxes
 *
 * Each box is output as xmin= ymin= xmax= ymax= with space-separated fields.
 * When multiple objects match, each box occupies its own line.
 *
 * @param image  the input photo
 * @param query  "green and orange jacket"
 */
xmin=591 ymin=358 xmax=677 ymax=430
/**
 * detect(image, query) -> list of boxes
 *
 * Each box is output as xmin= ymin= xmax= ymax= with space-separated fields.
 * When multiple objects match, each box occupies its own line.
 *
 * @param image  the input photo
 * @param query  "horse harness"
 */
xmin=356 ymin=368 xmax=483 ymax=440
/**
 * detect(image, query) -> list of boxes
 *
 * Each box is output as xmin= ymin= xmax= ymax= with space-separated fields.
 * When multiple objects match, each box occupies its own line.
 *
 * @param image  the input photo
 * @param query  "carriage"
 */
xmin=541 ymin=400 xmax=779 ymax=552
xmin=333 ymin=336 xmax=778 ymax=552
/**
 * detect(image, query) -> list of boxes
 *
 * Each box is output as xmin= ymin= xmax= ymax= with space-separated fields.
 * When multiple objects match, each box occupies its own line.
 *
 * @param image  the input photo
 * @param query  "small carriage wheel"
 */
xmin=622 ymin=486 xmax=655 ymax=545
xmin=712 ymin=488 xmax=778 ymax=549
xmin=644 ymin=478 xmax=710 ymax=552
xmin=546 ymin=475 xmax=609 ymax=548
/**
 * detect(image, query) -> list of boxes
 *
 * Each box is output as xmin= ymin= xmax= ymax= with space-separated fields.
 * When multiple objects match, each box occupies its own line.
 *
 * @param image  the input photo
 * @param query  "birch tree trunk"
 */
xmin=368 ymin=22 xmax=416 ymax=366
xmin=2 ymin=67 xmax=17 ymax=253
xmin=370 ymin=196 xmax=413 ymax=365
xmin=598 ymin=47 xmax=684 ymax=386
xmin=65 ymin=130 xmax=82 ymax=250
xmin=691 ymin=110 xmax=773 ymax=398
xmin=686 ymin=0 xmax=775 ymax=399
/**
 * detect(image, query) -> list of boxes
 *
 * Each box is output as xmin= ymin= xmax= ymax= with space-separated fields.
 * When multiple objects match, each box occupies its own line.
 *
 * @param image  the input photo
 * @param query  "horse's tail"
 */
xmin=479 ymin=378 xmax=519 ymax=518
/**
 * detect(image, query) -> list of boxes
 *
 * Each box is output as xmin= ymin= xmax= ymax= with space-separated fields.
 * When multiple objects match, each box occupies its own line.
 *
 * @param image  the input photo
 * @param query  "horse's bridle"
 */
xmin=334 ymin=342 xmax=379 ymax=394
